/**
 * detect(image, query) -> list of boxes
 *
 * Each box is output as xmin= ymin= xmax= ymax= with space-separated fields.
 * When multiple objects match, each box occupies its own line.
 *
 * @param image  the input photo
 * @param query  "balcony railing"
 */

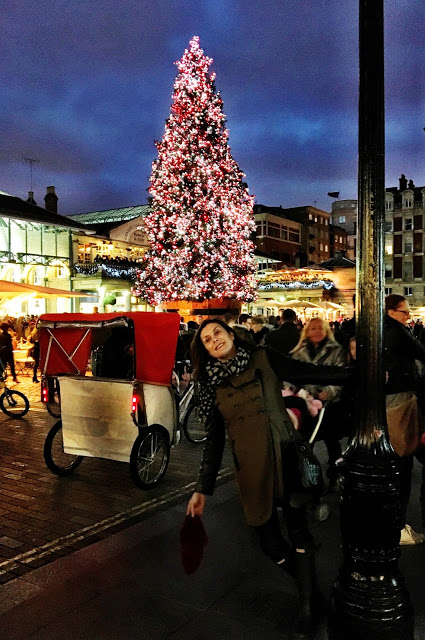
xmin=73 ymin=259 xmax=142 ymax=280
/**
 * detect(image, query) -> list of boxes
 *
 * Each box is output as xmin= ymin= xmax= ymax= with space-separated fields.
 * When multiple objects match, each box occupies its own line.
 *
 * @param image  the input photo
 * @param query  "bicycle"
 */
xmin=174 ymin=360 xmax=208 ymax=444
xmin=0 ymin=354 xmax=30 ymax=418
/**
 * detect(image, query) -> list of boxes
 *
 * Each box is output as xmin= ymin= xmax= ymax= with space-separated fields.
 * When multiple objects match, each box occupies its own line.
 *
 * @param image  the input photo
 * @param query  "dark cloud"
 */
xmin=1 ymin=0 xmax=425 ymax=214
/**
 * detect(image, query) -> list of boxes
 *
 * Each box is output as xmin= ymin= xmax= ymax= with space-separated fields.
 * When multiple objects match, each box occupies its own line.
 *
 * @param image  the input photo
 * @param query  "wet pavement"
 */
xmin=0 ymin=376 xmax=233 ymax=585
xmin=0 ymin=376 xmax=424 ymax=638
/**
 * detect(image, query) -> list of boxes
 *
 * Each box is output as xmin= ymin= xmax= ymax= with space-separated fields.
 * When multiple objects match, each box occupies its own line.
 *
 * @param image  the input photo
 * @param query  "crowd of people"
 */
xmin=0 ymin=314 xmax=40 ymax=383
xmin=182 ymin=298 xmax=425 ymax=637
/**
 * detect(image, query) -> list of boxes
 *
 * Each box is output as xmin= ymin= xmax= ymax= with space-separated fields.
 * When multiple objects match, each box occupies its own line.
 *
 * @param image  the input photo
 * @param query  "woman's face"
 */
xmin=200 ymin=322 xmax=236 ymax=362
xmin=306 ymin=320 xmax=327 ymax=344
xmin=388 ymin=301 xmax=410 ymax=326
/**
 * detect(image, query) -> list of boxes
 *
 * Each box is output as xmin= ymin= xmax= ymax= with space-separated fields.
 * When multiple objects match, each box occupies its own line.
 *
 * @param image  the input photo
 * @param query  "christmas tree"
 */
xmin=133 ymin=36 xmax=257 ymax=305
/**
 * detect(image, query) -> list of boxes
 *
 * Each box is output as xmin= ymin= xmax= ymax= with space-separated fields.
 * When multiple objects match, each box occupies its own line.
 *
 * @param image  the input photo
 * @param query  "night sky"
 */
xmin=1 ymin=0 xmax=424 ymax=216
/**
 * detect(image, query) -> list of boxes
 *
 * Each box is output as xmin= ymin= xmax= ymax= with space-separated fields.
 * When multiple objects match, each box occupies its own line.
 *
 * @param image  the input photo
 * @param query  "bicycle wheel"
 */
xmin=130 ymin=425 xmax=170 ymax=489
xmin=0 ymin=389 xmax=30 ymax=418
xmin=44 ymin=420 xmax=84 ymax=476
xmin=44 ymin=378 xmax=61 ymax=418
xmin=182 ymin=402 xmax=208 ymax=444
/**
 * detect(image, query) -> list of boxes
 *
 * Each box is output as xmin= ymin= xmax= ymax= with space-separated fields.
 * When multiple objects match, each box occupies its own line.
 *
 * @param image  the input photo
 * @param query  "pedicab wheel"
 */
xmin=0 ymin=390 xmax=30 ymax=418
xmin=44 ymin=420 xmax=84 ymax=476
xmin=182 ymin=402 xmax=208 ymax=444
xmin=45 ymin=378 xmax=61 ymax=418
xmin=130 ymin=425 xmax=170 ymax=489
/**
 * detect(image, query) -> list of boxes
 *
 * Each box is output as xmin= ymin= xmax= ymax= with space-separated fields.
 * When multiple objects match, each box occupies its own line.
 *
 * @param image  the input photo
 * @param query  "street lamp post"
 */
xmin=328 ymin=1 xmax=415 ymax=638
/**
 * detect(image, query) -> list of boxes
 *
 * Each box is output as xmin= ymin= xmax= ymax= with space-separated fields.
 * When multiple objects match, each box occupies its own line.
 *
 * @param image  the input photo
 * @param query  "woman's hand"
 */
xmin=318 ymin=389 xmax=329 ymax=401
xmin=187 ymin=492 xmax=205 ymax=517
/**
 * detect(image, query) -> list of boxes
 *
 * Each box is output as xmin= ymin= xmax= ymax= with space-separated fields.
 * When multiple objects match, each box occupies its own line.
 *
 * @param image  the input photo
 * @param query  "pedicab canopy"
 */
xmin=38 ymin=312 xmax=181 ymax=385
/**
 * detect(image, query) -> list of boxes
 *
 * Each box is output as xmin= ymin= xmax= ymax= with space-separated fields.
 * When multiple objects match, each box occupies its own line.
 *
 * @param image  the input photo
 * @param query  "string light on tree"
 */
xmin=132 ymin=36 xmax=257 ymax=304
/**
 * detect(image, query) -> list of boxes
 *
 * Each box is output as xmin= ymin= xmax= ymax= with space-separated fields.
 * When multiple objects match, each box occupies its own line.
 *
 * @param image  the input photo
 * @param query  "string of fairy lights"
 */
xmin=132 ymin=36 xmax=257 ymax=305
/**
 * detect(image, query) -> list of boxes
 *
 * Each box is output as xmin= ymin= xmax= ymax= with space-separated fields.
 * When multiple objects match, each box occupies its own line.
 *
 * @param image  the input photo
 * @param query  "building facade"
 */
xmin=253 ymin=205 xmax=303 ymax=266
xmin=0 ymin=188 xmax=94 ymax=315
xmin=384 ymin=175 xmax=425 ymax=307
xmin=330 ymin=200 xmax=357 ymax=260
xmin=269 ymin=205 xmax=332 ymax=266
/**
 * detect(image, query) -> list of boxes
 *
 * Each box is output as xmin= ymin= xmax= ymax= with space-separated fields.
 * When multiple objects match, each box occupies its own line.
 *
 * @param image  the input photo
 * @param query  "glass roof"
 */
xmin=69 ymin=204 xmax=150 ymax=224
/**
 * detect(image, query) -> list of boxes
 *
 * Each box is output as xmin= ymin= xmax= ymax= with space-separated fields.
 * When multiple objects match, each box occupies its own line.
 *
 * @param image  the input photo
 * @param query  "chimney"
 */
xmin=399 ymin=174 xmax=407 ymax=191
xmin=26 ymin=191 xmax=37 ymax=205
xmin=44 ymin=186 xmax=58 ymax=213
xmin=408 ymin=179 xmax=415 ymax=190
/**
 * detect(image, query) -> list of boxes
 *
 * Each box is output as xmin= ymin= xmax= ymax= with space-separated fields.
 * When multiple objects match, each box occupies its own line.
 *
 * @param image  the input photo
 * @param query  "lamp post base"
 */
xmin=328 ymin=439 xmax=414 ymax=640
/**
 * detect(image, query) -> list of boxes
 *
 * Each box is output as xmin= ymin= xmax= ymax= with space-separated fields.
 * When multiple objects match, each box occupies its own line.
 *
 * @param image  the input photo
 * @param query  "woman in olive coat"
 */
xmin=186 ymin=318 xmax=349 ymax=638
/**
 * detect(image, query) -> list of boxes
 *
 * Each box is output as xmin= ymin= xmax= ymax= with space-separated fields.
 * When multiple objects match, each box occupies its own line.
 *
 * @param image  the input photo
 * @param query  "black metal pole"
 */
xmin=328 ymin=1 xmax=414 ymax=638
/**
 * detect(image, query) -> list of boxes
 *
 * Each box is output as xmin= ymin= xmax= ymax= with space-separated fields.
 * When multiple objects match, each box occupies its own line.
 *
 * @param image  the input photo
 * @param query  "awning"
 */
xmin=0 ymin=280 xmax=92 ymax=299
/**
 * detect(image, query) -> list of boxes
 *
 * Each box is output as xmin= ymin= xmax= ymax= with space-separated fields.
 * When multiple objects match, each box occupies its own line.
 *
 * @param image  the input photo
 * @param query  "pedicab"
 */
xmin=38 ymin=312 xmax=181 ymax=489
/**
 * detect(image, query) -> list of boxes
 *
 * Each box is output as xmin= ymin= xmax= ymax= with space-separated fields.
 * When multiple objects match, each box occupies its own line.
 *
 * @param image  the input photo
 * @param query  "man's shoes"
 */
xmin=12 ymin=378 xmax=20 ymax=384
xmin=400 ymin=524 xmax=425 ymax=545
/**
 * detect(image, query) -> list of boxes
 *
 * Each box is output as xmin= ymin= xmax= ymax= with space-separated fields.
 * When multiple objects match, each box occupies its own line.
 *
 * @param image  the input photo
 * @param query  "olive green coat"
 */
xmin=195 ymin=346 xmax=350 ymax=527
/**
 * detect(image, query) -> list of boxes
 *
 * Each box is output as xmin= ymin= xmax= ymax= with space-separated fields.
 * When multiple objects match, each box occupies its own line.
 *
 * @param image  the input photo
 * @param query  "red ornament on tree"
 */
xmin=132 ymin=36 xmax=257 ymax=305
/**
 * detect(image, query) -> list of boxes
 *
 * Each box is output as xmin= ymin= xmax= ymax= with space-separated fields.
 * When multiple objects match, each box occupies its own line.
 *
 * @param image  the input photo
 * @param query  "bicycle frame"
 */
xmin=179 ymin=381 xmax=196 ymax=424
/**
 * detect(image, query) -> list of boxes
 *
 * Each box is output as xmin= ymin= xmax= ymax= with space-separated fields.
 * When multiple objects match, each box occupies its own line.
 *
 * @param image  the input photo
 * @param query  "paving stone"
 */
xmin=0 ymin=537 xmax=25 ymax=549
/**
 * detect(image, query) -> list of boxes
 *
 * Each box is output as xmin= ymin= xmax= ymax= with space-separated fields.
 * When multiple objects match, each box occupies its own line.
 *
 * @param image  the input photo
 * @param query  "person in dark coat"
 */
xmin=0 ymin=322 xmax=18 ymax=382
xmin=186 ymin=319 xmax=351 ymax=637
xmin=265 ymin=308 xmax=300 ymax=355
xmin=250 ymin=315 xmax=269 ymax=345
xmin=384 ymin=294 xmax=425 ymax=545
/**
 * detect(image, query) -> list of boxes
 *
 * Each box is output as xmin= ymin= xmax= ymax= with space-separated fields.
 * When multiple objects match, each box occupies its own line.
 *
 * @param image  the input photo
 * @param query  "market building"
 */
xmin=0 ymin=188 xmax=95 ymax=316
xmin=68 ymin=205 xmax=151 ymax=312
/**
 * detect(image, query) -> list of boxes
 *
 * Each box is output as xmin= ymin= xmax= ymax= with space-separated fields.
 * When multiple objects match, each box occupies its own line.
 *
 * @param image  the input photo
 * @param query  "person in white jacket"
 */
xmin=289 ymin=317 xmax=346 ymax=490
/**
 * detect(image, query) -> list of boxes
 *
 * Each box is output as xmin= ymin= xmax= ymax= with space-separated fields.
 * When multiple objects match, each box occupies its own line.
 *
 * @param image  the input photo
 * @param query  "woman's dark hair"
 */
xmin=385 ymin=293 xmax=406 ymax=313
xmin=190 ymin=317 xmax=252 ymax=380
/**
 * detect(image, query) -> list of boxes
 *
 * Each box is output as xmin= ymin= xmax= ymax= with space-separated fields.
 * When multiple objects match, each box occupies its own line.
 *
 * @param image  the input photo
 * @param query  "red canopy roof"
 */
xmin=39 ymin=312 xmax=181 ymax=385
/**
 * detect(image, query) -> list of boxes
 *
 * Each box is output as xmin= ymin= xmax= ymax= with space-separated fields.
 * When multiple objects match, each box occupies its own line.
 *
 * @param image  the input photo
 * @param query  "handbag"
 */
xmin=386 ymin=394 xmax=424 ymax=457
xmin=282 ymin=426 xmax=324 ymax=497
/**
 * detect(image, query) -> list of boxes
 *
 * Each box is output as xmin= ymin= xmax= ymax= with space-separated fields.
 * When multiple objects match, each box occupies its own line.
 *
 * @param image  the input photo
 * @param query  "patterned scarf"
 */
xmin=198 ymin=347 xmax=251 ymax=419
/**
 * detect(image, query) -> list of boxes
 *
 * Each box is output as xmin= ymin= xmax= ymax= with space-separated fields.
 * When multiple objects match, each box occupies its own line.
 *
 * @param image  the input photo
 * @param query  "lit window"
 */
xmin=339 ymin=216 xmax=346 ymax=224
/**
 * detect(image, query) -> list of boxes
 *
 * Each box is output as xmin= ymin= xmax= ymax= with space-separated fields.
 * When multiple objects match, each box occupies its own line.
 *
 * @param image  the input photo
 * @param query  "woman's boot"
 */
xmin=292 ymin=549 xmax=317 ymax=639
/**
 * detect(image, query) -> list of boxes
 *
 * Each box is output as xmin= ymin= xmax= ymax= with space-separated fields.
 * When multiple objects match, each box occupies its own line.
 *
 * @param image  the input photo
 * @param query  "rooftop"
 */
xmin=69 ymin=205 xmax=151 ymax=225
xmin=0 ymin=192 xmax=95 ymax=233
